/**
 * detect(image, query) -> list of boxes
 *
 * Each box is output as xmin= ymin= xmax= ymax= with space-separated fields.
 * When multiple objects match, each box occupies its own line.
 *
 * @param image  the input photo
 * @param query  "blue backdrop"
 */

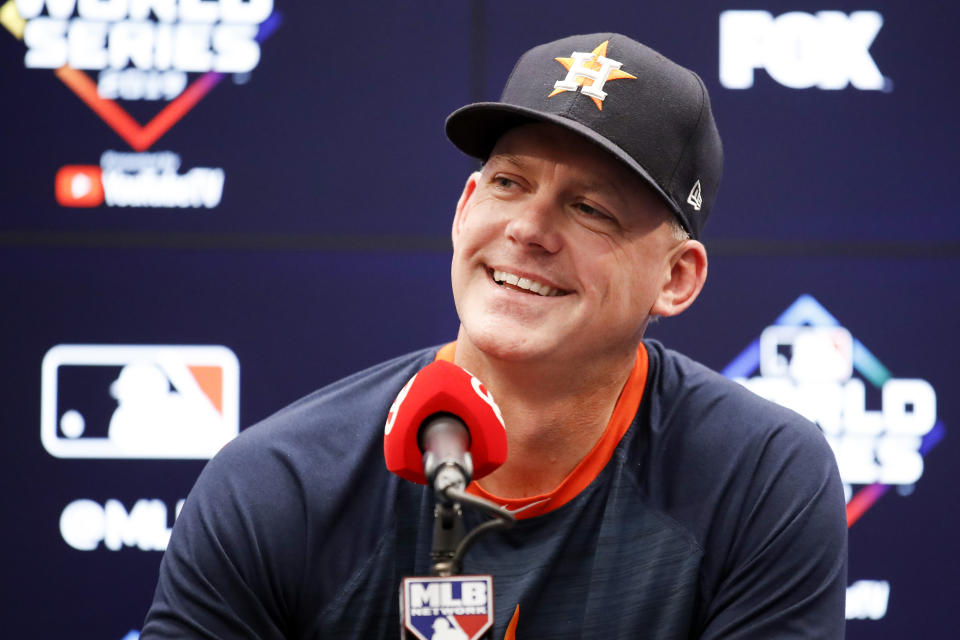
xmin=1 ymin=1 xmax=957 ymax=637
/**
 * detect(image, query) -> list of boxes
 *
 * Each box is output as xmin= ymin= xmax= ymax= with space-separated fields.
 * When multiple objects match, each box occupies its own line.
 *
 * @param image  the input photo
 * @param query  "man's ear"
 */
xmin=452 ymin=171 xmax=481 ymax=245
xmin=650 ymin=240 xmax=708 ymax=318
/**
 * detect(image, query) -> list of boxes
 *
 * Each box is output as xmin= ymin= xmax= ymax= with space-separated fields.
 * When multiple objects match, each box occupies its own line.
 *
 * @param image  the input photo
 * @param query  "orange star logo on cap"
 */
xmin=548 ymin=40 xmax=637 ymax=110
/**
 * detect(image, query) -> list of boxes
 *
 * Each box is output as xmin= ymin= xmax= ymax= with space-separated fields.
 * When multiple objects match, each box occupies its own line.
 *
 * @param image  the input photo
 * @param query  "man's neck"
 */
xmin=452 ymin=332 xmax=637 ymax=499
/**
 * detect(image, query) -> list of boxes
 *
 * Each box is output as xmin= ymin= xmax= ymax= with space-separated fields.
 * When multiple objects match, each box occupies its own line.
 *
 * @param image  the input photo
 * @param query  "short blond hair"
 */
xmin=670 ymin=217 xmax=691 ymax=243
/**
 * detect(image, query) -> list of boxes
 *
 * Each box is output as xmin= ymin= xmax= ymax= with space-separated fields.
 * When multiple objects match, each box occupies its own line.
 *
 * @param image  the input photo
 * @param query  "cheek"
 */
xmin=578 ymin=237 xmax=636 ymax=293
xmin=451 ymin=218 xmax=494 ymax=286
xmin=457 ymin=206 xmax=504 ymax=253
xmin=597 ymin=249 xmax=662 ymax=313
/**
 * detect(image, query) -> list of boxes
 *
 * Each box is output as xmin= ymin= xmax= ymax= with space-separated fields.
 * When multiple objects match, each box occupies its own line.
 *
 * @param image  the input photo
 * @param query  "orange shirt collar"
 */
xmin=434 ymin=342 xmax=649 ymax=519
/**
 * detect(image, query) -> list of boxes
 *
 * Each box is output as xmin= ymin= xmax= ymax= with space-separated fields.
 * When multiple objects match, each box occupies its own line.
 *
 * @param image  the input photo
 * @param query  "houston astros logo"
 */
xmin=548 ymin=40 xmax=636 ymax=110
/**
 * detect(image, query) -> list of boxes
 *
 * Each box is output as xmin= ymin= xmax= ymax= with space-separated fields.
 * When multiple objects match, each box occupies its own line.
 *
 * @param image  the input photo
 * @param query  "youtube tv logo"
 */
xmin=55 ymin=165 xmax=104 ymax=207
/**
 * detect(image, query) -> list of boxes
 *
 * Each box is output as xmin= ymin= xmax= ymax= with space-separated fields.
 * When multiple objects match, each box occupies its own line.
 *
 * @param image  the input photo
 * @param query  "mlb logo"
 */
xmin=41 ymin=344 xmax=240 ymax=459
xmin=759 ymin=325 xmax=854 ymax=383
xmin=402 ymin=575 xmax=494 ymax=640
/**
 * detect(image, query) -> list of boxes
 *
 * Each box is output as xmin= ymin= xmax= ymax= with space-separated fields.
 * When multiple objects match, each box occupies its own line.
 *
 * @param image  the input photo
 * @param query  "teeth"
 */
xmin=492 ymin=269 xmax=560 ymax=297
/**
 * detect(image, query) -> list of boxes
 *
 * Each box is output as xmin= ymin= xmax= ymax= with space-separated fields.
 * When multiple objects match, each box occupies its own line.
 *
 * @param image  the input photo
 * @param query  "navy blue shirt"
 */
xmin=142 ymin=341 xmax=847 ymax=638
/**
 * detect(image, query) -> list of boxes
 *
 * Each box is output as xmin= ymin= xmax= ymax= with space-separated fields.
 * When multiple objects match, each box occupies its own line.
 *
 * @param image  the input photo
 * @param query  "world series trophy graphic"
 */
xmin=385 ymin=361 xmax=516 ymax=640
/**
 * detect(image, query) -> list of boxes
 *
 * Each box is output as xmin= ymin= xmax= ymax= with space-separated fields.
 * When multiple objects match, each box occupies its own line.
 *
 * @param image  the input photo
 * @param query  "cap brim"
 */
xmin=445 ymin=102 xmax=682 ymax=222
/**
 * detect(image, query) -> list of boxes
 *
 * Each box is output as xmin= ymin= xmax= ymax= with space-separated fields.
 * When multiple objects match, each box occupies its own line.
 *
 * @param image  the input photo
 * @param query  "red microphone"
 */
xmin=384 ymin=360 xmax=507 ymax=490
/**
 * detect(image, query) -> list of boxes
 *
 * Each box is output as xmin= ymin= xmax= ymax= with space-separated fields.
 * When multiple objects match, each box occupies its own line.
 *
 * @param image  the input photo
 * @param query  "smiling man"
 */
xmin=448 ymin=123 xmax=706 ymax=499
xmin=143 ymin=33 xmax=847 ymax=639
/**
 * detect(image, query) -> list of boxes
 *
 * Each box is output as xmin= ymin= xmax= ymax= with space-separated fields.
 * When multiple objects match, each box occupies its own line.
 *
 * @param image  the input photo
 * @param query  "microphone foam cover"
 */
xmin=384 ymin=360 xmax=507 ymax=484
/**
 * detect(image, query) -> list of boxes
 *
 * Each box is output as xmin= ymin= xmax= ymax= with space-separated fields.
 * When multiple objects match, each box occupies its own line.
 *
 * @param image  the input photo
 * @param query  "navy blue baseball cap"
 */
xmin=446 ymin=33 xmax=723 ymax=239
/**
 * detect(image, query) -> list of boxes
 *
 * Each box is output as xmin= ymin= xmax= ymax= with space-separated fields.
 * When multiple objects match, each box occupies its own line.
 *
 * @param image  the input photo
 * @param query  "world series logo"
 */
xmin=1 ymin=0 xmax=282 ymax=208
xmin=723 ymin=294 xmax=946 ymax=621
xmin=723 ymin=294 xmax=945 ymax=525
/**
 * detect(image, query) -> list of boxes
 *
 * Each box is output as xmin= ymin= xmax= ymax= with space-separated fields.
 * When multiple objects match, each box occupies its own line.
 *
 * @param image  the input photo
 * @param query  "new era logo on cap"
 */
xmin=687 ymin=180 xmax=703 ymax=211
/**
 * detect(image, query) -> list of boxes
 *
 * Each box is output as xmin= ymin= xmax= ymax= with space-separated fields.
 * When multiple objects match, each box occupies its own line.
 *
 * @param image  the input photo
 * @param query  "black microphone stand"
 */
xmin=426 ymin=456 xmax=515 ymax=576
xmin=399 ymin=418 xmax=514 ymax=640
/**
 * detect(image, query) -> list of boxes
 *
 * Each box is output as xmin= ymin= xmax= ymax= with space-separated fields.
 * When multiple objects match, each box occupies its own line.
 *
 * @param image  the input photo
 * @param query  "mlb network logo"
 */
xmin=402 ymin=576 xmax=494 ymax=640
xmin=41 ymin=344 xmax=240 ymax=459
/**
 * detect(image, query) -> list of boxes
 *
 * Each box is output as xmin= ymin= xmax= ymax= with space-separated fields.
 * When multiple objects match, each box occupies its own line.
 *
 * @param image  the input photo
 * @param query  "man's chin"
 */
xmin=458 ymin=325 xmax=560 ymax=365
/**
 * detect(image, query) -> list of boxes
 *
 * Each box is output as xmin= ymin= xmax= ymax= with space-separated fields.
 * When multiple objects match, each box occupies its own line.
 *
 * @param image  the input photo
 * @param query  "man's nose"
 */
xmin=504 ymin=195 xmax=563 ymax=254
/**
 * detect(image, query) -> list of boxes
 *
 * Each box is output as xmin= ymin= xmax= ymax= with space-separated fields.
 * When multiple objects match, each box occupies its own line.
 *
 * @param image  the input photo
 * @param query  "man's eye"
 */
xmin=493 ymin=176 xmax=516 ymax=189
xmin=575 ymin=202 xmax=610 ymax=220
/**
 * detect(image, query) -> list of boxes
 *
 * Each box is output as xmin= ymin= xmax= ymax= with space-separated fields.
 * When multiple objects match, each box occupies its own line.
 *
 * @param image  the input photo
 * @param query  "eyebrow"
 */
xmin=485 ymin=153 xmax=526 ymax=170
xmin=486 ymin=152 xmax=628 ymax=204
xmin=579 ymin=179 xmax=622 ymax=199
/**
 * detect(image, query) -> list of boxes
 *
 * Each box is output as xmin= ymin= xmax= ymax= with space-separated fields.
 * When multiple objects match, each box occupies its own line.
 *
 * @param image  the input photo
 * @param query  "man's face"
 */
xmin=451 ymin=123 xmax=683 ymax=370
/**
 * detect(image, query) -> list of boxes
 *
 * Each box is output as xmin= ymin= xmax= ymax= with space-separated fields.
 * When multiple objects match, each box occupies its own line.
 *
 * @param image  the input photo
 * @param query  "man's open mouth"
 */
xmin=491 ymin=269 xmax=569 ymax=297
